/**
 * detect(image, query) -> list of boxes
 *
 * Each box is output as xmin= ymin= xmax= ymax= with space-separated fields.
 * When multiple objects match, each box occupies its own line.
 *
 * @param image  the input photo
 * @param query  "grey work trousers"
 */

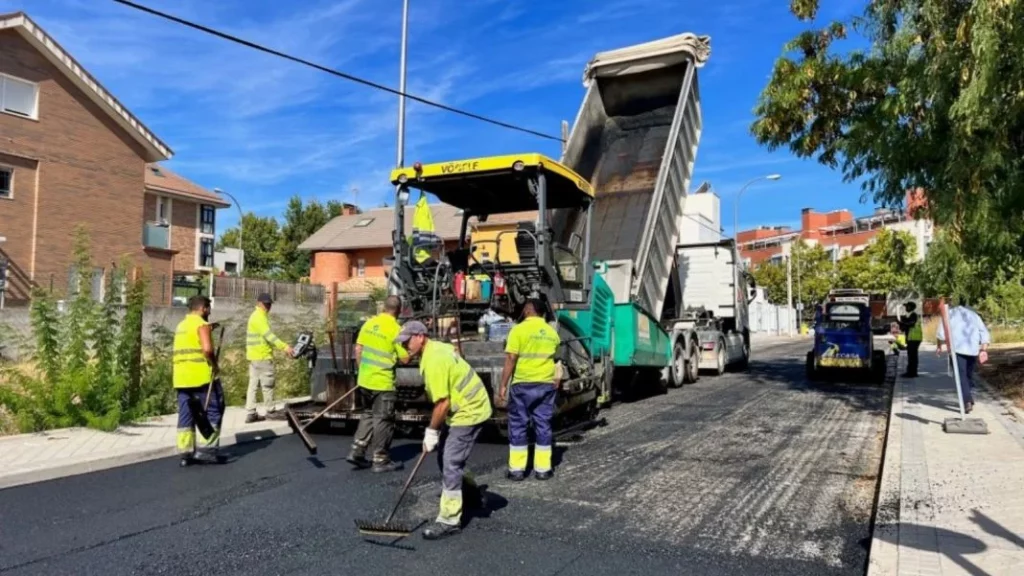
xmin=246 ymin=360 xmax=275 ymax=415
xmin=351 ymin=388 xmax=397 ymax=463
xmin=436 ymin=424 xmax=483 ymax=526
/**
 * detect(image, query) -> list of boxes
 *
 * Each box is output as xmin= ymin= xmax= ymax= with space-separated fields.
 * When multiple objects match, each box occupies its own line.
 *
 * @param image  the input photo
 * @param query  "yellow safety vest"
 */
xmin=420 ymin=340 xmax=492 ymax=427
xmin=246 ymin=307 xmax=287 ymax=361
xmin=410 ymin=194 xmax=435 ymax=264
xmin=908 ymin=313 xmax=923 ymax=342
xmin=505 ymin=317 xmax=560 ymax=385
xmin=173 ymin=313 xmax=213 ymax=388
xmin=356 ymin=313 xmax=408 ymax=391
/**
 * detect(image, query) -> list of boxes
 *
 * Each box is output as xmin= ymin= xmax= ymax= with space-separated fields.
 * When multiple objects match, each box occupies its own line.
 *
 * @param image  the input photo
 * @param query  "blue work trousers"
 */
xmin=507 ymin=382 xmax=556 ymax=473
xmin=176 ymin=383 xmax=225 ymax=455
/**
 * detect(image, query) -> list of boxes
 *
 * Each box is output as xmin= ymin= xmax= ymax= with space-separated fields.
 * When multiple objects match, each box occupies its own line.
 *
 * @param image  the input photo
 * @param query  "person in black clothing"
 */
xmin=898 ymin=302 xmax=922 ymax=377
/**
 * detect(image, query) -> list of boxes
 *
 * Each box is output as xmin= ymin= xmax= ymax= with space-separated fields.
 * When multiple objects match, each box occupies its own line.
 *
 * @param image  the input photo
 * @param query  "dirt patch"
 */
xmin=980 ymin=344 xmax=1024 ymax=411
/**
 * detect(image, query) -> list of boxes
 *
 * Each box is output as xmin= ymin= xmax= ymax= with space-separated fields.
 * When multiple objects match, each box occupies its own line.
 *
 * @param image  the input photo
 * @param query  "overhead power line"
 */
xmin=110 ymin=0 xmax=563 ymax=142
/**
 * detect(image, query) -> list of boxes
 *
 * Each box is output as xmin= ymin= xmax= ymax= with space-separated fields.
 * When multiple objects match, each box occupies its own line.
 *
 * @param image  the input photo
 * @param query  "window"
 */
xmin=356 ymin=258 xmax=366 ymax=277
xmin=1 ymin=74 xmax=39 ymax=118
xmin=200 ymin=205 xmax=215 ymax=235
xmin=354 ymin=218 xmax=374 ymax=228
xmin=156 ymin=196 xmax=168 ymax=222
xmin=224 ymin=262 xmax=237 ymax=274
xmin=0 ymin=166 xmax=11 ymax=199
xmin=199 ymin=238 xmax=214 ymax=268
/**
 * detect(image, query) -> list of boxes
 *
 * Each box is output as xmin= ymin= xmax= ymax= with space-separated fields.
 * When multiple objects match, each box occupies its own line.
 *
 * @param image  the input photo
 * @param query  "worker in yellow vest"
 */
xmin=346 ymin=295 xmax=408 ymax=473
xmin=395 ymin=320 xmax=492 ymax=540
xmin=898 ymin=301 xmax=923 ymax=377
xmin=410 ymin=193 xmax=436 ymax=265
xmin=498 ymin=299 xmax=561 ymax=481
xmin=173 ymin=296 xmax=225 ymax=466
xmin=245 ymin=293 xmax=293 ymax=423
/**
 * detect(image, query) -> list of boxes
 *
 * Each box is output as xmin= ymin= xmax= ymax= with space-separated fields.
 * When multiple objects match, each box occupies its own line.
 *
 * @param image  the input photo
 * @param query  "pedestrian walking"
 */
xmin=898 ymin=301 xmax=922 ymax=377
xmin=173 ymin=296 xmax=225 ymax=465
xmin=346 ymin=295 xmax=408 ymax=472
xmin=936 ymin=303 xmax=990 ymax=414
xmin=395 ymin=320 xmax=491 ymax=540
xmin=245 ymin=293 xmax=293 ymax=423
xmin=498 ymin=299 xmax=561 ymax=481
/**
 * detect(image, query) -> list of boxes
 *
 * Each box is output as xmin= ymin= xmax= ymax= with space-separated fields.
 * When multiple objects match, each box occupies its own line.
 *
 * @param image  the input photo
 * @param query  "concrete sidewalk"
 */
xmin=0 ymin=402 xmax=299 ymax=490
xmin=869 ymin=344 xmax=1024 ymax=575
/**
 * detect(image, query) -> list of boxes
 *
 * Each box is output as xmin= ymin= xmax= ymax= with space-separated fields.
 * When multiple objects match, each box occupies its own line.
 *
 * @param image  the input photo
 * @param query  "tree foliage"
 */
xmin=753 ymin=0 xmax=1024 ymax=257
xmin=216 ymin=196 xmax=345 ymax=281
xmin=837 ymin=229 xmax=917 ymax=292
xmin=751 ymin=240 xmax=835 ymax=307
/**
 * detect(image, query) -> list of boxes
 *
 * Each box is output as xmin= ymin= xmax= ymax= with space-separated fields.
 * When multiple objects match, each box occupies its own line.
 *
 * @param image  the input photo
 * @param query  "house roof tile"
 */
xmin=144 ymin=164 xmax=229 ymax=207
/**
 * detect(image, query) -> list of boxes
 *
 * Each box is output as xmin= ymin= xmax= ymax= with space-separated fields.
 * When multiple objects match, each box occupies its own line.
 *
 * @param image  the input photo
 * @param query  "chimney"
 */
xmin=342 ymin=203 xmax=361 ymax=216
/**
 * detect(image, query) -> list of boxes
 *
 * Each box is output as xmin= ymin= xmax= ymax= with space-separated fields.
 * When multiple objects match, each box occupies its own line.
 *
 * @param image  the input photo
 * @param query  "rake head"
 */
xmin=285 ymin=407 xmax=317 ymax=455
xmin=354 ymin=519 xmax=415 ymax=538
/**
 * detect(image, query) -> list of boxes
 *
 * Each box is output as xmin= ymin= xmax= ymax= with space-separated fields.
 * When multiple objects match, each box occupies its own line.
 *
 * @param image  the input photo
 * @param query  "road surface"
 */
xmin=0 ymin=339 xmax=890 ymax=576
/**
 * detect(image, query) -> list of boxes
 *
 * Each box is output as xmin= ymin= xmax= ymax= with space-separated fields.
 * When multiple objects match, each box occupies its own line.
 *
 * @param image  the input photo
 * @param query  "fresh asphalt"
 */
xmin=0 ymin=339 xmax=890 ymax=576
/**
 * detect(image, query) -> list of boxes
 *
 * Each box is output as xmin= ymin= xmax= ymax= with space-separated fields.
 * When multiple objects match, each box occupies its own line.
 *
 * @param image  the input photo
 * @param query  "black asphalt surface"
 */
xmin=0 ymin=339 xmax=890 ymax=576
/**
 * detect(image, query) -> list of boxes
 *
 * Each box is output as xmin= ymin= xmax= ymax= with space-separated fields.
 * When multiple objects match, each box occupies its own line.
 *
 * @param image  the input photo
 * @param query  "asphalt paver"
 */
xmin=0 ymin=340 xmax=889 ymax=575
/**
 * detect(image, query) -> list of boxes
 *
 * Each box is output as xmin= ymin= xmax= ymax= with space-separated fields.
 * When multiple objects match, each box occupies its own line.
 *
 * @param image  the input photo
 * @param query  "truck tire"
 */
xmin=684 ymin=337 xmax=699 ymax=384
xmin=806 ymin=350 xmax=817 ymax=381
xmin=736 ymin=331 xmax=750 ymax=370
xmin=714 ymin=339 xmax=727 ymax=376
xmin=669 ymin=339 xmax=687 ymax=388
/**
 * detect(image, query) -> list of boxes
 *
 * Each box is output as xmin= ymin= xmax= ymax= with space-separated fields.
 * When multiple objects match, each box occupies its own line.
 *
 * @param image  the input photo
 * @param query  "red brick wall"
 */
xmin=0 ymin=30 xmax=157 ymax=301
xmin=310 ymin=251 xmax=351 ymax=285
xmin=0 ymin=150 xmax=38 ymax=303
xmin=170 ymin=197 xmax=199 ymax=273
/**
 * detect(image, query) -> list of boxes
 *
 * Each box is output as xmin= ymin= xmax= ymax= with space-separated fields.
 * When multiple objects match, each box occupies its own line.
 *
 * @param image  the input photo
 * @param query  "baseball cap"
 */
xmin=395 ymin=320 xmax=428 ymax=343
xmin=257 ymin=293 xmax=273 ymax=305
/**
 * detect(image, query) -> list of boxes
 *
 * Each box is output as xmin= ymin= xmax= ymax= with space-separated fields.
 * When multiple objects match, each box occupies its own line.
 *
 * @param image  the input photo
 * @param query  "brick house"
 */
xmin=0 ymin=12 xmax=227 ymax=306
xmin=737 ymin=190 xmax=934 ymax=268
xmin=298 ymin=202 xmax=534 ymax=297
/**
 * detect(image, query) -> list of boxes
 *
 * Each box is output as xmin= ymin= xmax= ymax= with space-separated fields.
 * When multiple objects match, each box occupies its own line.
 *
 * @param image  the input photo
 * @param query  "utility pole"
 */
xmin=787 ymin=253 xmax=794 ymax=337
xmin=388 ymin=0 xmax=410 ymax=297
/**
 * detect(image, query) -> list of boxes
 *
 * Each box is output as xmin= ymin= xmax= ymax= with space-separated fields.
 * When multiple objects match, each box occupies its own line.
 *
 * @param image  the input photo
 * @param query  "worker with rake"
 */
xmin=172 ymin=296 xmax=225 ymax=465
xmin=395 ymin=320 xmax=491 ymax=540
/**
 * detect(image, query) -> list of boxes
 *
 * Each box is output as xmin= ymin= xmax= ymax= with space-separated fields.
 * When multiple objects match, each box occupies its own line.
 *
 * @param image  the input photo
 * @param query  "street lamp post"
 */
xmin=214 ymin=188 xmax=244 ymax=277
xmin=389 ymin=0 xmax=411 ymax=297
xmin=732 ymin=174 xmax=782 ymax=320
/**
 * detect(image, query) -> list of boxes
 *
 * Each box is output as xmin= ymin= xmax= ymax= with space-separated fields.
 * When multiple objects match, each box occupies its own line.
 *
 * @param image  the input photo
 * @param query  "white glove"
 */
xmin=423 ymin=428 xmax=440 ymax=453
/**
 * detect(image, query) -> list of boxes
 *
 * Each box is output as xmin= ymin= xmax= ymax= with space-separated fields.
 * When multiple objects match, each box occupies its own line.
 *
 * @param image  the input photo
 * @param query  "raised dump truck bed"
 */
xmin=559 ymin=33 xmax=710 ymax=321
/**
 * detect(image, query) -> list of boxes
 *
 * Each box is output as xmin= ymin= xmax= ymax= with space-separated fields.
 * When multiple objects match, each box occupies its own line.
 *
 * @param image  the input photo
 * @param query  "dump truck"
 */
xmin=286 ymin=31 xmax=720 ymax=432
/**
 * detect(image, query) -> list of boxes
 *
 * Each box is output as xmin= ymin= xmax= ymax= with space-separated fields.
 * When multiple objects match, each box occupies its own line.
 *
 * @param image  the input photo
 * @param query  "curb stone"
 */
xmin=866 ymin=366 xmax=903 ymax=576
xmin=0 ymin=421 xmax=292 ymax=491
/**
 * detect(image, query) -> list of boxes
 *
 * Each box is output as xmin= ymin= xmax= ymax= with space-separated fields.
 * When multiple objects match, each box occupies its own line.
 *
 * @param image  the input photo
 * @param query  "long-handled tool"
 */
xmin=186 ymin=324 xmax=225 ymax=440
xmin=285 ymin=330 xmax=358 ymax=455
xmin=355 ymin=450 xmax=429 ymax=537
xmin=285 ymin=385 xmax=357 ymax=455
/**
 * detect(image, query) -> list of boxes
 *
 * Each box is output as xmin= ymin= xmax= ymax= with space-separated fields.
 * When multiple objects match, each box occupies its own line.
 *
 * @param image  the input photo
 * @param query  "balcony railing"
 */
xmin=143 ymin=222 xmax=170 ymax=250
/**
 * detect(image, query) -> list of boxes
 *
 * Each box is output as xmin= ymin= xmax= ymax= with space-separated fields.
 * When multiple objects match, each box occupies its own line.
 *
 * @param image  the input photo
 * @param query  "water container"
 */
xmin=481 ymin=279 xmax=493 ymax=301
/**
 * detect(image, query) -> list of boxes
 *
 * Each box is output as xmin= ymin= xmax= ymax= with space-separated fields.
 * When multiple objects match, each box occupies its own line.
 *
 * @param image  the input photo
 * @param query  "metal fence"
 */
xmin=212 ymin=276 xmax=325 ymax=305
xmin=749 ymin=301 xmax=798 ymax=334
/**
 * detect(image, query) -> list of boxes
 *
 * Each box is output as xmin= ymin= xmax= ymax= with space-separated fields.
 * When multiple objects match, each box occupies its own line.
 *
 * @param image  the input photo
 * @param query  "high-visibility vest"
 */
xmin=908 ymin=313 xmax=923 ymax=341
xmin=410 ymin=194 xmax=435 ymax=264
xmin=505 ymin=316 xmax=560 ymax=384
xmin=246 ymin=307 xmax=287 ymax=361
xmin=356 ymin=313 xmax=408 ymax=391
xmin=420 ymin=340 xmax=492 ymax=427
xmin=173 ymin=313 xmax=213 ymax=388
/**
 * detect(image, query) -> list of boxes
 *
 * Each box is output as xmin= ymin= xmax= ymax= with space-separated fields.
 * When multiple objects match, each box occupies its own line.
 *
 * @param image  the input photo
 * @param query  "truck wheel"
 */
xmin=736 ymin=339 xmax=750 ymax=370
xmin=669 ymin=340 xmax=686 ymax=388
xmin=806 ymin=351 xmax=817 ymax=381
xmin=683 ymin=338 xmax=699 ymax=383
xmin=714 ymin=340 xmax=727 ymax=376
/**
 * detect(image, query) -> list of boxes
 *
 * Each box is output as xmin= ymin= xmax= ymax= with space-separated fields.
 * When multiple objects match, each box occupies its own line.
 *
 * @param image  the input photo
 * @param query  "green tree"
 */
xmin=278 ymin=196 xmax=345 ymax=281
xmin=837 ymin=229 xmax=917 ymax=292
xmin=218 ymin=213 xmax=282 ymax=278
xmin=752 ymin=240 xmax=836 ymax=307
xmin=752 ymin=0 xmax=1024 ymax=258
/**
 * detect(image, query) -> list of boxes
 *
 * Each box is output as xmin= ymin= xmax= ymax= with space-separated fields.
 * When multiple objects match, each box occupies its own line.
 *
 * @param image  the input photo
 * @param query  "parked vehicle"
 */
xmin=807 ymin=289 xmax=886 ymax=383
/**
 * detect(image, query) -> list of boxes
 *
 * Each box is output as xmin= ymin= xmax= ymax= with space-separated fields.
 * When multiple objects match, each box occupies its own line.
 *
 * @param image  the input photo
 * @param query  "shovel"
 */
xmin=186 ymin=324 xmax=225 ymax=440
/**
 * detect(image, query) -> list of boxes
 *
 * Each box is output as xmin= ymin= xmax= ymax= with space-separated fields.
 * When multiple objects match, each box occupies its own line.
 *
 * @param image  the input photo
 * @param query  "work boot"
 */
xmin=244 ymin=412 xmax=264 ymax=424
xmin=422 ymin=522 xmax=461 ymax=540
xmin=534 ymin=470 xmax=553 ymax=481
xmin=506 ymin=470 xmax=526 ymax=482
xmin=371 ymin=459 xmax=404 ymax=473
xmin=346 ymin=451 xmax=372 ymax=469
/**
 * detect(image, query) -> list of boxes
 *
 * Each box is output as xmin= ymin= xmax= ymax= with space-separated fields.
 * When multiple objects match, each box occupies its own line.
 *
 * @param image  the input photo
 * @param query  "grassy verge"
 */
xmin=979 ymin=344 xmax=1024 ymax=412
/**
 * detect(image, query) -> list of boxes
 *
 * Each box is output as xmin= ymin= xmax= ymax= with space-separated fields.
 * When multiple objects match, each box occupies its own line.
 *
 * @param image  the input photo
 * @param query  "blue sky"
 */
xmin=2 ymin=0 xmax=875 ymax=236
